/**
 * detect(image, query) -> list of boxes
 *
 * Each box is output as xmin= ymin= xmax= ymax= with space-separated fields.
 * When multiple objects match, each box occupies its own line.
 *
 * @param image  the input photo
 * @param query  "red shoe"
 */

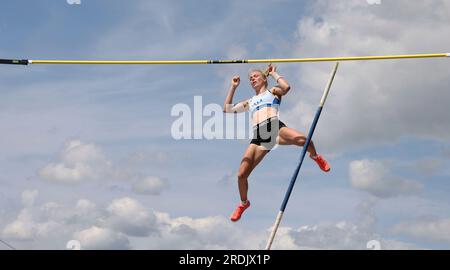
xmin=230 ymin=201 xmax=251 ymax=222
xmin=311 ymin=154 xmax=330 ymax=172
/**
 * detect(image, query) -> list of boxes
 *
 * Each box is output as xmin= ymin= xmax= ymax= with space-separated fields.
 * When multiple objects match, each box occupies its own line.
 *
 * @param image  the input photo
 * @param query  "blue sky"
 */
xmin=1 ymin=0 xmax=450 ymax=250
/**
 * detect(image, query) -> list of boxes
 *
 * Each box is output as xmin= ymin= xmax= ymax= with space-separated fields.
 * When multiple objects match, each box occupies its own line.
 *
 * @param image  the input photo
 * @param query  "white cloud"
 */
xmin=38 ymin=141 xmax=169 ymax=198
xmin=132 ymin=176 xmax=169 ymax=195
xmin=272 ymin=221 xmax=418 ymax=250
xmin=66 ymin=0 xmax=81 ymax=5
xmin=38 ymin=199 xmax=101 ymax=226
xmin=2 ymin=190 xmax=422 ymax=249
xmin=148 ymin=212 xmax=261 ymax=250
xmin=349 ymin=159 xmax=423 ymax=198
xmin=2 ymin=208 xmax=60 ymax=241
xmin=367 ymin=0 xmax=381 ymax=5
xmin=393 ymin=218 xmax=450 ymax=244
xmin=39 ymin=140 xmax=113 ymax=184
xmin=1 ymin=193 xmax=253 ymax=249
xmin=2 ymin=190 xmax=61 ymax=241
xmin=104 ymin=197 xmax=156 ymax=237
xmin=1 ymin=192 xmax=101 ymax=242
xmin=75 ymin=199 xmax=96 ymax=212
xmin=2 ymin=195 xmax=156 ymax=248
xmin=268 ymin=195 xmax=418 ymax=250
xmin=2 ymin=209 xmax=35 ymax=240
xmin=73 ymin=226 xmax=130 ymax=250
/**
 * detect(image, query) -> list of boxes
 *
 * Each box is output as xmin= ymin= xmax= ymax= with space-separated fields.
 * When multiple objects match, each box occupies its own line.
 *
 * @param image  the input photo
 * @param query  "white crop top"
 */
xmin=248 ymin=89 xmax=281 ymax=113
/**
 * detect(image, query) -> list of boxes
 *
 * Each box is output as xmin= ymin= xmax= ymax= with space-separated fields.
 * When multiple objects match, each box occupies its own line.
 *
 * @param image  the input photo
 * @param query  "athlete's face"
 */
xmin=249 ymin=71 xmax=267 ymax=90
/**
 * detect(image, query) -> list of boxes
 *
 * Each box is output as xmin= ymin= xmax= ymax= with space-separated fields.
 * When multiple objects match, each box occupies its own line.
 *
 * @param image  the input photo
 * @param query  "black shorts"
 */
xmin=250 ymin=117 xmax=287 ymax=150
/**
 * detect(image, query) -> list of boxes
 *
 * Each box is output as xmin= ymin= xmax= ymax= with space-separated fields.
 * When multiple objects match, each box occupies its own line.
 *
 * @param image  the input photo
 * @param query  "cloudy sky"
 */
xmin=1 ymin=0 xmax=450 ymax=250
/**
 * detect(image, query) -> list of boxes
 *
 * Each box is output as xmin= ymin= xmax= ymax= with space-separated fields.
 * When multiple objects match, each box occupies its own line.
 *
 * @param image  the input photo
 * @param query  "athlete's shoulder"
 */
xmin=269 ymin=86 xmax=282 ymax=99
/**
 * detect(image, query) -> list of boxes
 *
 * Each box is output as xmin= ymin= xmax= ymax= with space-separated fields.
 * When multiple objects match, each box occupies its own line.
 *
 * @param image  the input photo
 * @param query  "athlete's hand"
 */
xmin=231 ymin=76 xmax=240 ymax=88
xmin=266 ymin=63 xmax=277 ymax=75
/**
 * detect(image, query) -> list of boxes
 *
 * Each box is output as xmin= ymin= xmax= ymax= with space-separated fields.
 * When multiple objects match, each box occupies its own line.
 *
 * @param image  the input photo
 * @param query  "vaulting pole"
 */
xmin=265 ymin=62 xmax=339 ymax=250
xmin=0 ymin=53 xmax=448 ymax=65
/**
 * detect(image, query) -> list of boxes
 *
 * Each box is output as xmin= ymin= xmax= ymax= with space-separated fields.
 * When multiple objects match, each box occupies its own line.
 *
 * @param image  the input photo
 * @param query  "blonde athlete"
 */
xmin=223 ymin=64 xmax=330 ymax=222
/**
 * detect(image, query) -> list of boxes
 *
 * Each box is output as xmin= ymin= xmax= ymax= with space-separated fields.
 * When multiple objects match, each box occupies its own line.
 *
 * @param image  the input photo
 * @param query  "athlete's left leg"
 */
xmin=277 ymin=127 xmax=330 ymax=172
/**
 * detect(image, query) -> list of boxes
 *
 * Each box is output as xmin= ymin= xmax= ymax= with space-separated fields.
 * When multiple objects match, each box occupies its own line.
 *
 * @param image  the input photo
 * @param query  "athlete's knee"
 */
xmin=237 ymin=169 xmax=251 ymax=181
xmin=237 ymin=164 xmax=252 ymax=181
xmin=294 ymin=136 xmax=307 ymax=146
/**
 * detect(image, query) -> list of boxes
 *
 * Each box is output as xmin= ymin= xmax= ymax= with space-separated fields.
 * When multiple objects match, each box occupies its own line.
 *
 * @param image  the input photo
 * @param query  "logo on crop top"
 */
xmin=252 ymin=99 xmax=264 ymax=108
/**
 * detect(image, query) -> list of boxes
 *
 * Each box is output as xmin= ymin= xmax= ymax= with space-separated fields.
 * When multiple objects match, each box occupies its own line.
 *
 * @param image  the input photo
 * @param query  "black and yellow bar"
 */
xmin=0 ymin=53 xmax=449 ymax=65
xmin=0 ymin=59 xmax=29 ymax=65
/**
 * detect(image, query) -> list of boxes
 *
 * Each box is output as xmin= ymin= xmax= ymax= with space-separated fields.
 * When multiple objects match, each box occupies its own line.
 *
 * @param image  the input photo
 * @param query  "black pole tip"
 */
xmin=0 ymin=59 xmax=28 ymax=65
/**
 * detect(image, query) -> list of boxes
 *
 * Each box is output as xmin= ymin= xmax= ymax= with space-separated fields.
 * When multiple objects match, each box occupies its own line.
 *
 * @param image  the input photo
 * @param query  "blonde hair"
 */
xmin=248 ymin=68 xmax=269 ymax=87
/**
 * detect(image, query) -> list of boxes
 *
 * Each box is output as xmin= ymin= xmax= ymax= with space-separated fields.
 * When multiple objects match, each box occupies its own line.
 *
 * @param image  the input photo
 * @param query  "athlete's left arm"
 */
xmin=267 ymin=64 xmax=290 ymax=96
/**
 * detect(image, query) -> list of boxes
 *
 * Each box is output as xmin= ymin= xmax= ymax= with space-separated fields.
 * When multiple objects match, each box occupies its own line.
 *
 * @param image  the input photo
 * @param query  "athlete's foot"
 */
xmin=230 ymin=201 xmax=251 ymax=222
xmin=310 ymin=154 xmax=331 ymax=172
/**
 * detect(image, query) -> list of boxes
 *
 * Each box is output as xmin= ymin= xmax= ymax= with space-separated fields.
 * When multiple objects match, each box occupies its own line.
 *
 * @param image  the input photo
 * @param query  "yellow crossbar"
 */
xmin=27 ymin=53 xmax=449 ymax=65
xmin=1 ymin=53 xmax=448 ymax=66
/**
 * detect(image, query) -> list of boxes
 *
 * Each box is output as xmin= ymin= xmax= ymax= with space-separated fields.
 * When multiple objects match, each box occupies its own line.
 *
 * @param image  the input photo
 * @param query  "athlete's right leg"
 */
xmin=237 ymin=144 xmax=269 ymax=202
xmin=231 ymin=144 xmax=269 ymax=222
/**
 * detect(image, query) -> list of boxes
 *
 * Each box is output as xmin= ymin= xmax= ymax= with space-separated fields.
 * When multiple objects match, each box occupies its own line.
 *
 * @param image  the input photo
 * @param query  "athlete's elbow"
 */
xmin=282 ymin=85 xmax=291 ymax=95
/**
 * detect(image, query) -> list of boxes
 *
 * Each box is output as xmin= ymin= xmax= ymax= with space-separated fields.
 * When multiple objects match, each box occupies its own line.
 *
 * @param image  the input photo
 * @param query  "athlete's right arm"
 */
xmin=224 ymin=100 xmax=249 ymax=113
xmin=223 ymin=76 xmax=249 ymax=113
